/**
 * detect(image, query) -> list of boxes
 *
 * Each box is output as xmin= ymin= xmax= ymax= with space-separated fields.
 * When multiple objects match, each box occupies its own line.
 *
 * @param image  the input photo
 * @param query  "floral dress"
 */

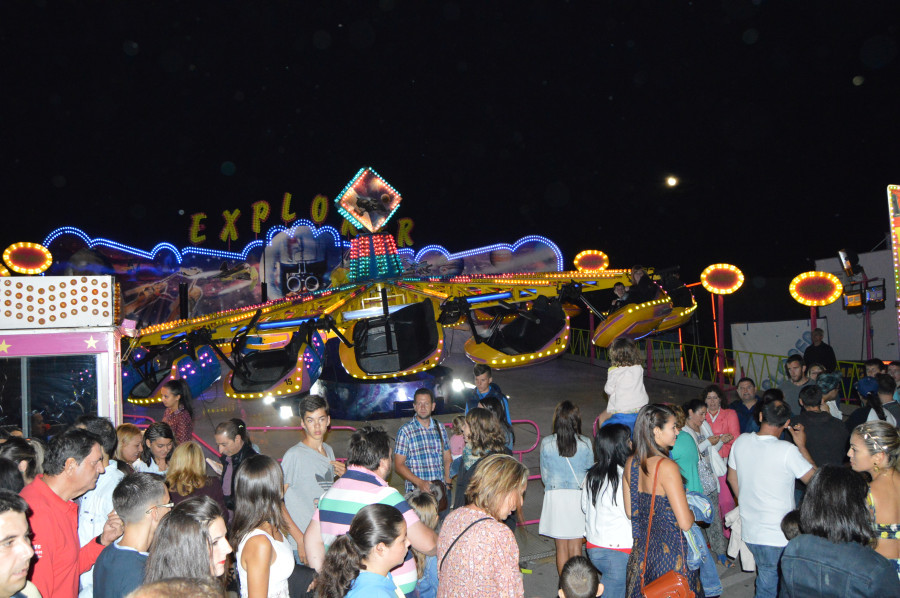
xmin=625 ymin=457 xmax=703 ymax=598
xmin=689 ymin=425 xmax=727 ymax=556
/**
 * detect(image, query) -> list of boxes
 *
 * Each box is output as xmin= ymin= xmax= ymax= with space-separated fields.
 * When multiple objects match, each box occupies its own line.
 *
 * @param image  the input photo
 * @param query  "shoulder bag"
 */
xmin=439 ymin=516 xmax=492 ymax=571
xmin=702 ymin=422 xmax=728 ymax=477
xmin=639 ymin=459 xmax=696 ymax=598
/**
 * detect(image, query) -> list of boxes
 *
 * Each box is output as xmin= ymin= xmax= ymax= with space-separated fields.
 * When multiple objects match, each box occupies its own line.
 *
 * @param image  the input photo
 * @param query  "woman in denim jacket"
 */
xmin=780 ymin=465 xmax=900 ymax=597
xmin=540 ymin=401 xmax=594 ymax=574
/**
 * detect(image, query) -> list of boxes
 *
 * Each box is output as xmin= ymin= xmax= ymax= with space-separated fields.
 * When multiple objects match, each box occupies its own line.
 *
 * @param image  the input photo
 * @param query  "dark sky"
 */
xmin=3 ymin=0 xmax=899 ymax=298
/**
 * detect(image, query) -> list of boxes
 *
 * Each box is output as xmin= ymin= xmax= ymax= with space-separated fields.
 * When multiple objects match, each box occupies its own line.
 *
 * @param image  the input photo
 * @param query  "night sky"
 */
xmin=3 ymin=1 xmax=900 ymax=324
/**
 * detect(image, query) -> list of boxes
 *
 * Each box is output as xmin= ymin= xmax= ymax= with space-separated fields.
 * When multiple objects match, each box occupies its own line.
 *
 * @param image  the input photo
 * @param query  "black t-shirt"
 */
xmin=796 ymin=410 xmax=849 ymax=468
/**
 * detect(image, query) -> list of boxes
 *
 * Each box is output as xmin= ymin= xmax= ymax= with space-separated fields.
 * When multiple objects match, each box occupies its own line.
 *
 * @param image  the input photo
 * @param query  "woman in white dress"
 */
xmin=539 ymin=401 xmax=594 ymax=574
xmin=230 ymin=454 xmax=295 ymax=598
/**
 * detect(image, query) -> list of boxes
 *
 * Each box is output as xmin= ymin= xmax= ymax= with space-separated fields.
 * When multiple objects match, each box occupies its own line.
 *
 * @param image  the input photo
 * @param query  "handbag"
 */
xmin=707 ymin=443 xmax=728 ymax=478
xmin=640 ymin=459 xmax=696 ymax=598
xmin=565 ymin=456 xmax=587 ymax=490
xmin=703 ymin=422 xmax=728 ymax=477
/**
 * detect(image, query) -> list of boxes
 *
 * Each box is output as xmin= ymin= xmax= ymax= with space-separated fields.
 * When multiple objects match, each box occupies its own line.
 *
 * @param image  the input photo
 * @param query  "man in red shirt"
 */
xmin=20 ymin=429 xmax=123 ymax=598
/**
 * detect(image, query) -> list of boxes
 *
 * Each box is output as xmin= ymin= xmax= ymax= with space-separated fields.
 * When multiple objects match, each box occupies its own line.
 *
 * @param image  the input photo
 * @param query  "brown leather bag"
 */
xmin=639 ymin=459 xmax=696 ymax=598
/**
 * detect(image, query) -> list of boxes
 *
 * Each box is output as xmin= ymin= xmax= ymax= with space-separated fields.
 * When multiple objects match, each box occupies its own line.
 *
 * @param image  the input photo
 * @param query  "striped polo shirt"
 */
xmin=312 ymin=465 xmax=420 ymax=596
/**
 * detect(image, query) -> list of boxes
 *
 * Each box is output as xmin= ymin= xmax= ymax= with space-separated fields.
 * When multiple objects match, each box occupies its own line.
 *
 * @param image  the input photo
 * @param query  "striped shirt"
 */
xmin=312 ymin=466 xmax=420 ymax=596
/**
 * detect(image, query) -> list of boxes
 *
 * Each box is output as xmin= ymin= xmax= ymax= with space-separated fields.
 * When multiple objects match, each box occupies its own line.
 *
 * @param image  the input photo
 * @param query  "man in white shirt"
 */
xmin=75 ymin=416 xmax=125 ymax=598
xmin=726 ymin=399 xmax=816 ymax=598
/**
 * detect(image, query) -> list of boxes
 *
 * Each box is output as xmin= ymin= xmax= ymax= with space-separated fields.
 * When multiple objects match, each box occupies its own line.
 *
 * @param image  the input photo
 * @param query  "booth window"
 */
xmin=0 ymin=354 xmax=98 ymax=439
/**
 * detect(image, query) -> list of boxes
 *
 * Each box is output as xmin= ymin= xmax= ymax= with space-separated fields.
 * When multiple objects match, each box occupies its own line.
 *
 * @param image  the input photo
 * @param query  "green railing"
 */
xmin=567 ymin=328 xmax=868 ymax=401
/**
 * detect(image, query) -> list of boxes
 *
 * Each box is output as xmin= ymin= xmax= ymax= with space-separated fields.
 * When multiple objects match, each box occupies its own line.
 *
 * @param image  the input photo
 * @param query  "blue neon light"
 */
xmin=182 ymin=241 xmax=263 ymax=260
xmin=414 ymin=235 xmax=564 ymax=271
xmin=42 ymin=221 xmax=346 ymax=265
xmin=257 ymin=317 xmax=314 ymax=330
xmin=466 ymin=292 xmax=513 ymax=304
xmin=44 ymin=227 xmax=183 ymax=264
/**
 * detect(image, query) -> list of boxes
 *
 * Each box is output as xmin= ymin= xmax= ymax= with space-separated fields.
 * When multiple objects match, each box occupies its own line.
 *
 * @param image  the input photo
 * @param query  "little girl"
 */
xmin=316 ymin=504 xmax=410 ymax=598
xmin=448 ymin=415 xmax=467 ymax=477
xmin=405 ymin=490 xmax=439 ymax=598
xmin=594 ymin=338 xmax=648 ymax=435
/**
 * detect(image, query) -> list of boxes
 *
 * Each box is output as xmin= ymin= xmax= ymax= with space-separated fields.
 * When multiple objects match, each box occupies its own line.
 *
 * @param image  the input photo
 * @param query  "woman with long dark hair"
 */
xmin=582 ymin=423 xmax=632 ymax=598
xmin=0 ymin=436 xmax=37 ymax=486
xmin=161 ymin=378 xmax=195 ymax=444
xmin=316 ymin=503 xmax=410 ymax=598
xmin=539 ymin=400 xmax=593 ymax=574
xmin=230 ymin=455 xmax=294 ymax=598
xmin=144 ymin=495 xmax=233 ymax=584
xmin=780 ymin=465 xmax=900 ymax=596
xmin=135 ymin=422 xmax=175 ymax=474
xmin=623 ymin=404 xmax=700 ymax=598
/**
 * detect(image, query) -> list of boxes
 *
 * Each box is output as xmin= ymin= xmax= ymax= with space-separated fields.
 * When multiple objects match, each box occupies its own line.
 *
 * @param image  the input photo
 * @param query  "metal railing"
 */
xmin=567 ymin=328 xmax=870 ymax=402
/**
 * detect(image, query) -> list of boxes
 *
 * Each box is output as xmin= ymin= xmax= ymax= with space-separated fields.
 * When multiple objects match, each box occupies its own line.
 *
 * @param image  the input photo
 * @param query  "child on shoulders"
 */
xmin=594 ymin=338 xmax=648 ymax=435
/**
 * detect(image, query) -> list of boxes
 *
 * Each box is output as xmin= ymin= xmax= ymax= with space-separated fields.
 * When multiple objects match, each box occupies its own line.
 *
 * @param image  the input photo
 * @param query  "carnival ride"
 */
xmin=117 ymin=168 xmax=696 ymax=407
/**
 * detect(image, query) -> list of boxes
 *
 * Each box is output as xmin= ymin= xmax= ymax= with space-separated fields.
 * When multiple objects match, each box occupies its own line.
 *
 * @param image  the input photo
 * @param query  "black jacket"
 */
xmin=219 ymin=442 xmax=258 ymax=510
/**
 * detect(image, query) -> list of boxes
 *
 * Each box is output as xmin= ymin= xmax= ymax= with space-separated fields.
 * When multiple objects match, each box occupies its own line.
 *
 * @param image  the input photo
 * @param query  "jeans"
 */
xmin=586 ymin=547 xmax=629 ymax=598
xmin=746 ymin=543 xmax=785 ymax=598
xmin=697 ymin=541 xmax=723 ymax=597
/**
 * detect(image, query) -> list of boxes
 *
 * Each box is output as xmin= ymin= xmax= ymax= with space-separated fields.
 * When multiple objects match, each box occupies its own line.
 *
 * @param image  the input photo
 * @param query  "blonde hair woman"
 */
xmin=115 ymin=423 xmax=143 ymax=475
xmin=438 ymin=454 xmax=528 ymax=598
xmin=166 ymin=441 xmax=228 ymax=518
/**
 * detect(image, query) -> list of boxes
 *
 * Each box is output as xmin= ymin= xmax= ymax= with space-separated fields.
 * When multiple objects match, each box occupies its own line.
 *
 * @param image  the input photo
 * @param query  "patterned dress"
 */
xmin=162 ymin=407 xmax=193 ymax=444
xmin=437 ymin=506 xmax=524 ymax=598
xmin=625 ymin=457 xmax=703 ymax=598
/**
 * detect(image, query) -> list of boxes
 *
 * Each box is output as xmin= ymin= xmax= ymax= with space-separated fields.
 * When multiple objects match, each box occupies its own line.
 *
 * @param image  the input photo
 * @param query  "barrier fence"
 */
xmin=567 ymin=328 xmax=871 ymax=402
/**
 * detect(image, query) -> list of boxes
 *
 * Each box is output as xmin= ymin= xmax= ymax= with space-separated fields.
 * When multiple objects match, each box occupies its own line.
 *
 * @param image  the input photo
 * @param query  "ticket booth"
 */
xmin=0 ymin=275 xmax=123 ymax=438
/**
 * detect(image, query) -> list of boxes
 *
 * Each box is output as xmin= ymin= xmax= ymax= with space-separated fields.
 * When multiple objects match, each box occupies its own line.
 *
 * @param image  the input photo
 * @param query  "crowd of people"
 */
xmin=3 ymin=327 xmax=900 ymax=598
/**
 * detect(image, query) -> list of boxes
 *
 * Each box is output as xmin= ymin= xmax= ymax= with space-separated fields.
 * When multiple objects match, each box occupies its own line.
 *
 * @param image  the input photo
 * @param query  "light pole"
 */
xmin=700 ymin=264 xmax=744 ymax=385
xmin=789 ymin=270 xmax=843 ymax=342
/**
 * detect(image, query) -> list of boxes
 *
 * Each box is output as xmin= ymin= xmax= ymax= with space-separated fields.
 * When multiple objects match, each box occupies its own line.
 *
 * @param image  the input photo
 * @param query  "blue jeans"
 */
xmin=586 ymin=547 xmax=629 ymax=598
xmin=697 ymin=541 xmax=722 ymax=597
xmin=746 ymin=543 xmax=784 ymax=598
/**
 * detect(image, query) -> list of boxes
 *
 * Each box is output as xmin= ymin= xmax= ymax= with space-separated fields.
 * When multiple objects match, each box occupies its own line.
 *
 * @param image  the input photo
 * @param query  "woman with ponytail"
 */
xmin=316 ymin=503 xmax=410 ymax=598
xmin=161 ymin=378 xmax=195 ymax=444
xmin=848 ymin=421 xmax=900 ymax=576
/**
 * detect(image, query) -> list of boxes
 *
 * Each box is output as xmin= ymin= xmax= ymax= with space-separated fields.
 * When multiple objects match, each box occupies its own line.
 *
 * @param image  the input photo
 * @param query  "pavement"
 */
xmin=127 ymin=328 xmax=760 ymax=597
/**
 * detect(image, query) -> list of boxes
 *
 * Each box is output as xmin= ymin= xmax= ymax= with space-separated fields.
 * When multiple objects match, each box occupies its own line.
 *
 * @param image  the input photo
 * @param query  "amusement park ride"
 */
xmin=0 ymin=168 xmax=697 ymax=423
xmin=117 ymin=168 xmax=697 ymax=413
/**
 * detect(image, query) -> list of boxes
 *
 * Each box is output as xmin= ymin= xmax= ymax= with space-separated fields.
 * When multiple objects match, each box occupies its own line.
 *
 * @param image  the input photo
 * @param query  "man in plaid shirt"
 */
xmin=393 ymin=388 xmax=451 ymax=493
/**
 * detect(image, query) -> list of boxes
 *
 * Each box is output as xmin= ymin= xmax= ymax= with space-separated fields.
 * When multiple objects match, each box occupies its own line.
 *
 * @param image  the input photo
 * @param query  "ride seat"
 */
xmin=488 ymin=296 xmax=566 ymax=355
xmin=354 ymin=300 xmax=439 ymax=374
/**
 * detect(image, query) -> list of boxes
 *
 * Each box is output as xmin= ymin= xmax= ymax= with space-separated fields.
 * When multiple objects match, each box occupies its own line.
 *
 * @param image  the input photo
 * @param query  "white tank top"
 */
xmin=236 ymin=528 xmax=294 ymax=598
